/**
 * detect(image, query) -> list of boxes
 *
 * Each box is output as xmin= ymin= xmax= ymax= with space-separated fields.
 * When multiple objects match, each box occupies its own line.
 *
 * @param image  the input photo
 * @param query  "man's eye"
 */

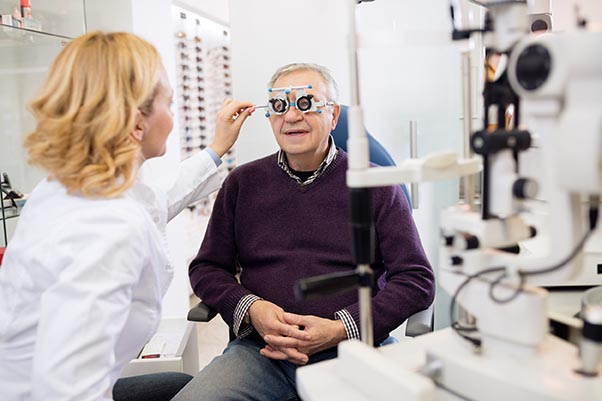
xmin=270 ymin=98 xmax=288 ymax=113
xmin=297 ymin=97 xmax=311 ymax=111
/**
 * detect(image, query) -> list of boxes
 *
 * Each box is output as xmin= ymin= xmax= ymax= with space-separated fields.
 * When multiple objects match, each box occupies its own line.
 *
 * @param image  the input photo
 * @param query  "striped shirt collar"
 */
xmin=277 ymin=135 xmax=338 ymax=186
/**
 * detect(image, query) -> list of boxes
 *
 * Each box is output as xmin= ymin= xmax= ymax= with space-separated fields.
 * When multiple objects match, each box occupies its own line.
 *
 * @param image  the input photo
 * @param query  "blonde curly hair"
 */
xmin=24 ymin=31 xmax=162 ymax=198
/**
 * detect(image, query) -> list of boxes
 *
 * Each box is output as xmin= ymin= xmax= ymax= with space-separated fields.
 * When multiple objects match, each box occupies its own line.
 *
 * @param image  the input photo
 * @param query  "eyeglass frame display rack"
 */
xmin=172 ymin=6 xmax=236 ymax=217
xmin=0 ymin=0 xmax=85 ymax=246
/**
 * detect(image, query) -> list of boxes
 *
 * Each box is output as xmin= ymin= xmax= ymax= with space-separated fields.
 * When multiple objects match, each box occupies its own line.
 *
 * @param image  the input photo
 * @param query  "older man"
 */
xmin=175 ymin=63 xmax=434 ymax=401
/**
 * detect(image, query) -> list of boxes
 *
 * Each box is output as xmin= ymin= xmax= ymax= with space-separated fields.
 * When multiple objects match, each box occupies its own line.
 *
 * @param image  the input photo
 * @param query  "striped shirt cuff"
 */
xmin=204 ymin=147 xmax=223 ymax=167
xmin=233 ymin=294 xmax=262 ymax=338
xmin=334 ymin=309 xmax=360 ymax=341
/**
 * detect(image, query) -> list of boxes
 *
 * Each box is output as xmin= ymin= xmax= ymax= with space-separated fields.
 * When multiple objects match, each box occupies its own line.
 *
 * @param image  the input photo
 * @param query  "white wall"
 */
xmin=551 ymin=0 xmax=602 ymax=32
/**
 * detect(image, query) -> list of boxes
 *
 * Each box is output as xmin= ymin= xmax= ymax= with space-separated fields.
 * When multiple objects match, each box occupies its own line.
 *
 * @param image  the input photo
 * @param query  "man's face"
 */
xmin=268 ymin=70 xmax=340 ymax=170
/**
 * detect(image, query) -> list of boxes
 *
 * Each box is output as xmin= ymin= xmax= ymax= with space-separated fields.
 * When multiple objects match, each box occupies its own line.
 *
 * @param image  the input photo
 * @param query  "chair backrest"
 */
xmin=331 ymin=105 xmax=412 ymax=209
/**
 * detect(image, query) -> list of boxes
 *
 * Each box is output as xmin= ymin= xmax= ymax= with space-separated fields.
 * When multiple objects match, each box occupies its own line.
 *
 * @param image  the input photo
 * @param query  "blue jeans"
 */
xmin=172 ymin=333 xmax=337 ymax=401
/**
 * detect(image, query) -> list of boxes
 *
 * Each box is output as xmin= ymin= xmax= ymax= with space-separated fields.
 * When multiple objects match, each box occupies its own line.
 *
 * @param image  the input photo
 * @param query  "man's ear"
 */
xmin=330 ymin=104 xmax=341 ymax=131
xmin=131 ymin=109 xmax=145 ymax=142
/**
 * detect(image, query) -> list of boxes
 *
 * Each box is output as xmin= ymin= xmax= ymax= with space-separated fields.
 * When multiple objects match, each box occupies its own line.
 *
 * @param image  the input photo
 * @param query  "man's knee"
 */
xmin=172 ymin=339 xmax=296 ymax=401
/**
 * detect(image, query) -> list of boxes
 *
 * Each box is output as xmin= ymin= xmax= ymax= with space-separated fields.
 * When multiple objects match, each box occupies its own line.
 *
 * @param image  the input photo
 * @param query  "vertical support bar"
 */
xmin=358 ymin=263 xmax=374 ymax=346
xmin=346 ymin=0 xmax=369 ymax=172
xmin=0 ymin=171 xmax=8 ymax=247
xmin=347 ymin=0 xmax=373 ymax=347
xmin=461 ymin=51 xmax=475 ymax=208
xmin=347 ymin=0 xmax=360 ymax=107
xmin=409 ymin=120 xmax=419 ymax=210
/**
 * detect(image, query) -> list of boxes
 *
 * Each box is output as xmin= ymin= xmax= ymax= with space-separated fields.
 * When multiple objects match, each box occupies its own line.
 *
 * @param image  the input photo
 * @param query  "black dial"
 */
xmin=531 ymin=19 xmax=549 ymax=33
xmin=515 ymin=44 xmax=552 ymax=91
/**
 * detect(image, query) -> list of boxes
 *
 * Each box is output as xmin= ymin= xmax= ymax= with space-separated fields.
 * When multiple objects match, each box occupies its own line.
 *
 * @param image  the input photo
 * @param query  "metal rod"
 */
xmin=0 ymin=171 xmax=8 ymax=247
xmin=461 ymin=51 xmax=476 ymax=208
xmin=1 ymin=201 xmax=7 ymax=247
xmin=348 ymin=0 xmax=373 ymax=347
xmin=358 ymin=263 xmax=374 ymax=345
xmin=409 ymin=120 xmax=419 ymax=209
xmin=348 ymin=0 xmax=360 ymax=106
xmin=346 ymin=0 xmax=369 ymax=171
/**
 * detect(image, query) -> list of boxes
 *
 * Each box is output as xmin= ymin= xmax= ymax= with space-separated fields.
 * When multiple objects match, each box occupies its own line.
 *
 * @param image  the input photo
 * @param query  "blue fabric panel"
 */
xmin=332 ymin=105 xmax=413 ymax=209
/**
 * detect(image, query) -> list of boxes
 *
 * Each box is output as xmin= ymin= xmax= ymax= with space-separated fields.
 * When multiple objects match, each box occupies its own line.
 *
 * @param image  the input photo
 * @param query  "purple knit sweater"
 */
xmin=189 ymin=150 xmax=434 ymax=343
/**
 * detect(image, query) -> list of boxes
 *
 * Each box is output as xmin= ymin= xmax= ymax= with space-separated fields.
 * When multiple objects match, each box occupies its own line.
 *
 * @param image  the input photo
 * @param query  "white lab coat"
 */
xmin=0 ymin=150 xmax=223 ymax=401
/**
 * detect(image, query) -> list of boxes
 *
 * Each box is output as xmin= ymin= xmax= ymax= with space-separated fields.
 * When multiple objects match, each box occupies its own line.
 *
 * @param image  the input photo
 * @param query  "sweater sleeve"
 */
xmin=343 ymin=185 xmax=435 ymax=344
xmin=188 ymin=174 xmax=254 ymax=329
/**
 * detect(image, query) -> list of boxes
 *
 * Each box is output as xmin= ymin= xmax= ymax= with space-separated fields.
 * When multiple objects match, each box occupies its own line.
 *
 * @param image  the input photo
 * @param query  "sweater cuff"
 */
xmin=334 ymin=309 xmax=360 ymax=341
xmin=233 ymin=294 xmax=262 ymax=338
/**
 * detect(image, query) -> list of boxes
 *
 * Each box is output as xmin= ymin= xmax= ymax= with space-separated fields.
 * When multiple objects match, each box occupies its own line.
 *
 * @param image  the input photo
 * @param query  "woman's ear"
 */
xmin=330 ymin=104 xmax=341 ymax=130
xmin=131 ymin=109 xmax=145 ymax=142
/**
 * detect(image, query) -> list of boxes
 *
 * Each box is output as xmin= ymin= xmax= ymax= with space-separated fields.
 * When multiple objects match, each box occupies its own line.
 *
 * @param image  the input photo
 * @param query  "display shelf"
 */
xmin=0 ymin=23 xmax=71 ymax=70
xmin=0 ymin=0 xmax=85 ymax=246
xmin=0 ymin=0 xmax=86 ymax=39
xmin=0 ymin=21 xmax=72 ymax=40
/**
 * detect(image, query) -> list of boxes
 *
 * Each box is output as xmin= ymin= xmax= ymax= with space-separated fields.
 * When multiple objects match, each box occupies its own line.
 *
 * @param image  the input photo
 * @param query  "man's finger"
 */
xmin=283 ymin=312 xmax=306 ymax=327
xmin=275 ymin=322 xmax=311 ymax=341
xmin=264 ymin=334 xmax=305 ymax=349
xmin=260 ymin=346 xmax=288 ymax=360
xmin=263 ymin=345 xmax=308 ymax=365
xmin=260 ymin=345 xmax=308 ymax=365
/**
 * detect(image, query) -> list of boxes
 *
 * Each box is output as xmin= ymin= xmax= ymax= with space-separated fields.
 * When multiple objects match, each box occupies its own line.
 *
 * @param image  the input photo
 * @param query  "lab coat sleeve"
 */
xmin=166 ymin=150 xmax=226 ymax=221
xmin=30 ymin=206 xmax=148 ymax=401
xmin=342 ymin=186 xmax=435 ymax=344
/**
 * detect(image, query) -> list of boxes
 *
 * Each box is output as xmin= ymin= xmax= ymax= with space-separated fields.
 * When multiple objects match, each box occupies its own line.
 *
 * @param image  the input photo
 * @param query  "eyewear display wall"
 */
xmin=172 ymin=6 xmax=236 ymax=221
xmin=173 ymin=10 xmax=234 ymax=165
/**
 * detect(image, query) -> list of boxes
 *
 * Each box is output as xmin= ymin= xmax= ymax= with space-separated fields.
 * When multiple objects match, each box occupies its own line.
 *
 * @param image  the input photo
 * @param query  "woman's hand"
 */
xmin=209 ymin=99 xmax=255 ymax=157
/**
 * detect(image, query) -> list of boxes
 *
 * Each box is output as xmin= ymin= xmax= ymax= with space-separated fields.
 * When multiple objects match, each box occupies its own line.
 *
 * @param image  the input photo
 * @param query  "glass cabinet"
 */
xmin=0 ymin=0 xmax=86 ymax=246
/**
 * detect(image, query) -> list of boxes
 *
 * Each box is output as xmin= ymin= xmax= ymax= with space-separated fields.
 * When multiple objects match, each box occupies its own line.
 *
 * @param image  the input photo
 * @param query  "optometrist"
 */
xmin=0 ymin=31 xmax=254 ymax=401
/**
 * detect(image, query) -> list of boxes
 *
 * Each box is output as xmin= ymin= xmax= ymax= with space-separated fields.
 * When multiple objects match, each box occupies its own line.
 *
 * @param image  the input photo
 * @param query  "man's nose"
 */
xmin=283 ymin=103 xmax=303 ymax=122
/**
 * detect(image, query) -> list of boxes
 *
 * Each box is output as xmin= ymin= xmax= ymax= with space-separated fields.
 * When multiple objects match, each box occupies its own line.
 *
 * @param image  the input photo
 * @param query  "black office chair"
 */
xmin=188 ymin=105 xmax=434 ymax=337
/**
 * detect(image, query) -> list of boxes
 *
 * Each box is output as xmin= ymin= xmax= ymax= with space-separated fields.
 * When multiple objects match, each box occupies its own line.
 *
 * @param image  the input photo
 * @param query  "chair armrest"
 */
xmin=187 ymin=301 xmax=218 ymax=322
xmin=405 ymin=303 xmax=434 ymax=337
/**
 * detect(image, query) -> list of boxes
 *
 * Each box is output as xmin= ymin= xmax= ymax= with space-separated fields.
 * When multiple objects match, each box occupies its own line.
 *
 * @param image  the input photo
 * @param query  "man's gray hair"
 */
xmin=268 ymin=63 xmax=339 ymax=102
